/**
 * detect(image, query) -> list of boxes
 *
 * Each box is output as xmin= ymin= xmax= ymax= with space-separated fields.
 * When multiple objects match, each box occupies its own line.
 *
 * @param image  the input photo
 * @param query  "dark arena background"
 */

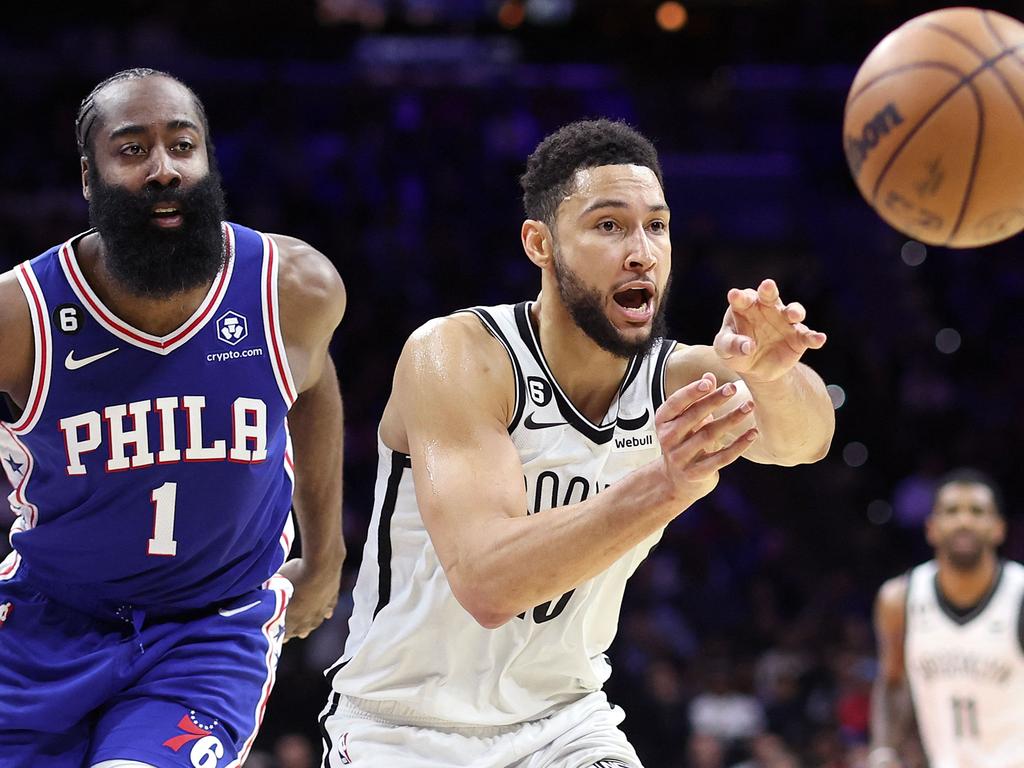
xmin=3 ymin=2 xmax=1024 ymax=766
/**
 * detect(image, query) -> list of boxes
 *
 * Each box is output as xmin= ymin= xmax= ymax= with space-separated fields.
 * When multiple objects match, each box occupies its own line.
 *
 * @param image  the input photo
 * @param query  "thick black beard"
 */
xmin=88 ymin=170 xmax=227 ymax=298
xmin=552 ymin=249 xmax=670 ymax=359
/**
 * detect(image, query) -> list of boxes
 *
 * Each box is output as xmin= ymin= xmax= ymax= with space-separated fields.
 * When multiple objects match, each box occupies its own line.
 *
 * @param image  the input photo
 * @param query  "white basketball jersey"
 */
xmin=905 ymin=560 xmax=1024 ymax=768
xmin=327 ymin=301 xmax=677 ymax=726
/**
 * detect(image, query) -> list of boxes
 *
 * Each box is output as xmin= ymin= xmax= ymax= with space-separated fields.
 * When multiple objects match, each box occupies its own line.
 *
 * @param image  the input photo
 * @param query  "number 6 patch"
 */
xmin=52 ymin=303 xmax=85 ymax=335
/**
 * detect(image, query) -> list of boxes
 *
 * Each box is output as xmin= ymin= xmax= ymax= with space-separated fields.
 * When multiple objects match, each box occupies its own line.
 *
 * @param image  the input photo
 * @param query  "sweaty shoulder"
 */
xmin=267 ymin=234 xmax=346 ymax=391
xmin=0 ymin=267 xmax=33 ymax=408
xmin=381 ymin=312 xmax=515 ymax=454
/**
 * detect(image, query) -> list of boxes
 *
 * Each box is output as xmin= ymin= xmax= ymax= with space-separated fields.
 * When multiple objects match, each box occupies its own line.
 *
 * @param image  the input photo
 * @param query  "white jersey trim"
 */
xmin=260 ymin=234 xmax=297 ymax=408
xmin=463 ymin=306 xmax=525 ymax=431
xmin=7 ymin=262 xmax=52 ymax=434
xmin=0 ymin=549 xmax=22 ymax=582
xmin=57 ymin=224 xmax=235 ymax=356
xmin=231 ymin=574 xmax=292 ymax=767
xmin=520 ymin=301 xmax=623 ymax=432
xmin=0 ymin=424 xmax=38 ymax=533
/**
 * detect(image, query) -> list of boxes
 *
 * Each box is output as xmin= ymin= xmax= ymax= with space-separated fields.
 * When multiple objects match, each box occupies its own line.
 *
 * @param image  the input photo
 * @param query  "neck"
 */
xmin=531 ymin=291 xmax=631 ymax=424
xmin=77 ymin=232 xmax=215 ymax=336
xmin=936 ymin=551 xmax=1000 ymax=608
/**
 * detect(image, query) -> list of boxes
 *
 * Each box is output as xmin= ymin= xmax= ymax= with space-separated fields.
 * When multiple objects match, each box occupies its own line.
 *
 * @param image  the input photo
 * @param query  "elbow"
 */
xmin=458 ymin=591 xmax=518 ymax=629
xmin=779 ymin=429 xmax=834 ymax=466
xmin=795 ymin=435 xmax=833 ymax=465
xmin=471 ymin=609 xmax=516 ymax=630
xmin=447 ymin=568 xmax=518 ymax=629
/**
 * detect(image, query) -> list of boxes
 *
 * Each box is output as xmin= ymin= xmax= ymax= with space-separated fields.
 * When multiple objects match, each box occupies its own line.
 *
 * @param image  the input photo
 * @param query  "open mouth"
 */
xmin=613 ymin=284 xmax=655 ymax=319
xmin=150 ymin=204 xmax=184 ymax=227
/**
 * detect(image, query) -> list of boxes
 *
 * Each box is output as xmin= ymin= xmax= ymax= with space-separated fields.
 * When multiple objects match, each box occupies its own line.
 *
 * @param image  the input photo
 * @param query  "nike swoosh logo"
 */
xmin=65 ymin=348 xmax=119 ymax=371
xmin=616 ymin=409 xmax=650 ymax=431
xmin=218 ymin=600 xmax=262 ymax=618
xmin=523 ymin=413 xmax=566 ymax=430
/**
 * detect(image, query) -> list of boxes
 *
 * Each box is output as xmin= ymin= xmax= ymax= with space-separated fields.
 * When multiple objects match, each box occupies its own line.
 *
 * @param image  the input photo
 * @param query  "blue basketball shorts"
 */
xmin=0 ymin=552 xmax=292 ymax=768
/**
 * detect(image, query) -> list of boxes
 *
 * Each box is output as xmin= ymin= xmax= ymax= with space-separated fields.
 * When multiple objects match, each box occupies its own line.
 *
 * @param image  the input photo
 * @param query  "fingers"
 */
xmin=727 ymin=287 xmax=758 ymax=312
xmin=283 ymin=601 xmax=337 ymax=642
xmin=658 ymin=380 xmax=752 ymax=453
xmin=657 ymin=374 xmax=743 ymax=437
xmin=726 ymin=281 xmax=826 ymax=351
xmin=663 ymin=396 xmax=754 ymax=461
xmin=728 ymin=280 xmax=780 ymax=312
xmin=757 ymin=278 xmax=779 ymax=304
xmin=793 ymin=323 xmax=827 ymax=349
xmin=656 ymin=372 xmax=718 ymax=422
xmin=715 ymin=331 xmax=755 ymax=360
xmin=684 ymin=427 xmax=759 ymax=475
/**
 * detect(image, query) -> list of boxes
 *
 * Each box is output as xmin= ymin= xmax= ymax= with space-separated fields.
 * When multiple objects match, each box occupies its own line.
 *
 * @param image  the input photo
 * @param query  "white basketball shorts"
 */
xmin=318 ymin=690 xmax=643 ymax=768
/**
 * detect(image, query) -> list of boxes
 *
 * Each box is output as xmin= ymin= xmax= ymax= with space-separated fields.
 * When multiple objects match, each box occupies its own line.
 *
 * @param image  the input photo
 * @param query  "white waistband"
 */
xmin=335 ymin=694 xmax=559 ymax=733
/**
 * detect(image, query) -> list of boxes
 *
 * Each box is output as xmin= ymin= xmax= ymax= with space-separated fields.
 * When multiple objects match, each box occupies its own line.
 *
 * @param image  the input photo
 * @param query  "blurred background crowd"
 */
xmin=3 ymin=1 xmax=1024 ymax=766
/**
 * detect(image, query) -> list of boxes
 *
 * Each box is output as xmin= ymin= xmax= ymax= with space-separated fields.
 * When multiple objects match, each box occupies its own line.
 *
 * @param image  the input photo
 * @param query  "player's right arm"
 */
xmin=0 ymin=268 xmax=33 ymax=411
xmin=390 ymin=314 xmax=757 ymax=629
xmin=870 ymin=575 xmax=916 ymax=767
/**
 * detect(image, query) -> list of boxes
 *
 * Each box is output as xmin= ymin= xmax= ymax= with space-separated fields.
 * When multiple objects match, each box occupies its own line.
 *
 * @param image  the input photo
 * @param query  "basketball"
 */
xmin=843 ymin=7 xmax=1024 ymax=248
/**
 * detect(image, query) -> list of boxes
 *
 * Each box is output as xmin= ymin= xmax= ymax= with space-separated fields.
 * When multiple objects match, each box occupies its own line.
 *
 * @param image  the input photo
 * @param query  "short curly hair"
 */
xmin=520 ymin=119 xmax=663 ymax=226
xmin=936 ymin=467 xmax=1006 ymax=517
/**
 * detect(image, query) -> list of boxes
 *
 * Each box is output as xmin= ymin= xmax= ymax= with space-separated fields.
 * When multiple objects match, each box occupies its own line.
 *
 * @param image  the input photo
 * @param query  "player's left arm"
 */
xmin=270 ymin=234 xmax=347 ymax=640
xmin=666 ymin=279 xmax=834 ymax=466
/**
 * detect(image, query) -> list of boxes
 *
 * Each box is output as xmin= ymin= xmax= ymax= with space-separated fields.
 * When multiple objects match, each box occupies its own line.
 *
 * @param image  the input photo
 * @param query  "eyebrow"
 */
xmin=107 ymin=119 xmax=201 ymax=142
xmin=578 ymin=199 xmax=670 ymax=219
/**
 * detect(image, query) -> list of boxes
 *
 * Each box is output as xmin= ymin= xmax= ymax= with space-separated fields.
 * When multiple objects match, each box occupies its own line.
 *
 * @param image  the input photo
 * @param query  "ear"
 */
xmin=993 ymin=515 xmax=1007 ymax=548
xmin=521 ymin=219 xmax=554 ymax=269
xmin=924 ymin=514 xmax=938 ymax=549
xmin=81 ymin=156 xmax=91 ymax=201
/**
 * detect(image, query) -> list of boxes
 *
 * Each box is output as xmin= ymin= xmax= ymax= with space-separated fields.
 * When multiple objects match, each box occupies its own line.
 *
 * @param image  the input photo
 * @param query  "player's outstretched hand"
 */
xmin=277 ymin=557 xmax=341 ymax=641
xmin=713 ymin=279 xmax=826 ymax=383
xmin=656 ymin=373 xmax=758 ymax=499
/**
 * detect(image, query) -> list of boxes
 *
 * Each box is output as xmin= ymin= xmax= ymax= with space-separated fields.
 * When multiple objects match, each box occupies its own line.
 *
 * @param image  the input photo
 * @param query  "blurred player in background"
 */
xmin=871 ymin=468 xmax=1024 ymax=768
xmin=0 ymin=68 xmax=346 ymax=767
xmin=319 ymin=119 xmax=834 ymax=767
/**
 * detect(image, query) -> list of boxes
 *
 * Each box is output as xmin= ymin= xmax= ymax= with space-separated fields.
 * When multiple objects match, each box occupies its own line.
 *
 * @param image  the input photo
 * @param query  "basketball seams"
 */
xmin=846 ymin=61 xmax=967 ymax=111
xmin=868 ymin=46 xmax=1024 ymax=204
xmin=981 ymin=10 xmax=1008 ymax=50
xmin=869 ymin=77 xmax=979 ymax=204
xmin=980 ymin=11 xmax=1024 ymax=124
xmin=946 ymin=77 xmax=985 ymax=244
xmin=847 ymin=8 xmax=1024 ymax=247
xmin=919 ymin=20 xmax=988 ymax=62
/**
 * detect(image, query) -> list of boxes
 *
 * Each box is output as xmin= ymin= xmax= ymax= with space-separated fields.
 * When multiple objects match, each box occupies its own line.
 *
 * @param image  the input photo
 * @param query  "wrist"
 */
xmin=299 ymin=538 xmax=346 ymax=572
xmin=740 ymin=366 xmax=797 ymax=390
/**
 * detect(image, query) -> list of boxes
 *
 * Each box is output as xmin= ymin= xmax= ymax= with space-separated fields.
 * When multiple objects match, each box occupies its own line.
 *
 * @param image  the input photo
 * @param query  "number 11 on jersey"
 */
xmin=953 ymin=696 xmax=979 ymax=739
xmin=148 ymin=481 xmax=179 ymax=556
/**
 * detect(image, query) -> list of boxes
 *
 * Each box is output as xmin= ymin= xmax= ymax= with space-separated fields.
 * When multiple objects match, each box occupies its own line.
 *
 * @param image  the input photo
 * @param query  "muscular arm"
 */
xmin=396 ymin=316 xmax=755 ymax=628
xmin=0 ymin=268 xmax=34 ymax=410
xmin=272 ymin=234 xmax=346 ymax=640
xmin=870 ymin=576 xmax=918 ymax=766
xmin=667 ymin=345 xmax=833 ymax=466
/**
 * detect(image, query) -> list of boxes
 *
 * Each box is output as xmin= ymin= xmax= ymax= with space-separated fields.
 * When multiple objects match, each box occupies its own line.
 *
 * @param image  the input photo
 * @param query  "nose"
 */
xmin=625 ymin=227 xmax=657 ymax=273
xmin=145 ymin=145 xmax=182 ymax=189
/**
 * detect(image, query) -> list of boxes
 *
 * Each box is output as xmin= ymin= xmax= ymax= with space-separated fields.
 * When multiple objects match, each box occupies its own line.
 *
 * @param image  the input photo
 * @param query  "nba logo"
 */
xmin=0 ymin=601 xmax=12 ymax=628
xmin=216 ymin=311 xmax=248 ymax=346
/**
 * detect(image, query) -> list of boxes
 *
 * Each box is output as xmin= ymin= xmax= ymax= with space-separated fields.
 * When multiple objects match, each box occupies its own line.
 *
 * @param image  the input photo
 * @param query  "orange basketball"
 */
xmin=843 ymin=7 xmax=1024 ymax=248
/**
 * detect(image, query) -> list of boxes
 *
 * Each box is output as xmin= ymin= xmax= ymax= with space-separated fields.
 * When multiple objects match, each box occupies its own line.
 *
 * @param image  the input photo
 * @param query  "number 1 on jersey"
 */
xmin=148 ymin=481 xmax=179 ymax=556
xmin=953 ymin=696 xmax=979 ymax=739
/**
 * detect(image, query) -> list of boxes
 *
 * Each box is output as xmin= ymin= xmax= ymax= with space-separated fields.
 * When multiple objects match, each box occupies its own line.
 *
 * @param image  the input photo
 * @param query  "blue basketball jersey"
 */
xmin=0 ymin=222 xmax=296 ymax=616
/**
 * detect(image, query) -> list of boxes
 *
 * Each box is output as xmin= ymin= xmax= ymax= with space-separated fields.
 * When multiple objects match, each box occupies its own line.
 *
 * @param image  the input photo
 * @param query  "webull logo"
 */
xmin=613 ymin=433 xmax=654 ymax=452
